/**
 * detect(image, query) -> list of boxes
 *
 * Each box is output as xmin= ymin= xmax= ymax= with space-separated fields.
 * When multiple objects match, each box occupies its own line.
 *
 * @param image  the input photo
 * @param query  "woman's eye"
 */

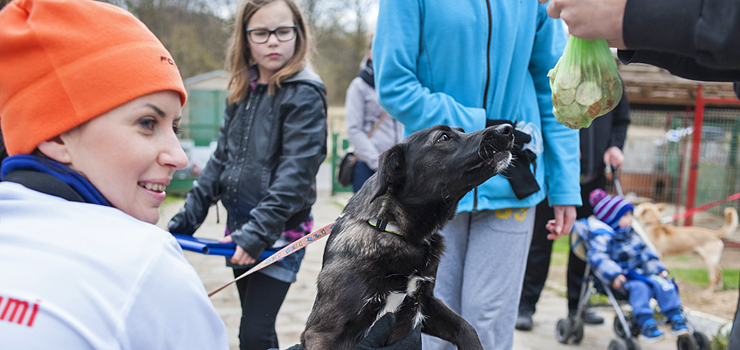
xmin=139 ymin=118 xmax=157 ymax=130
xmin=437 ymin=134 xmax=450 ymax=143
xmin=173 ymin=123 xmax=181 ymax=135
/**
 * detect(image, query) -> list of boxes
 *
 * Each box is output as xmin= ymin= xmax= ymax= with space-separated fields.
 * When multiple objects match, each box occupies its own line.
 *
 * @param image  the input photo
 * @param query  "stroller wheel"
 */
xmin=608 ymin=337 xmax=629 ymax=350
xmin=676 ymin=334 xmax=700 ymax=350
xmin=625 ymin=337 xmax=640 ymax=350
xmin=613 ymin=315 xmax=626 ymax=338
xmin=692 ymin=331 xmax=711 ymax=350
xmin=571 ymin=319 xmax=584 ymax=344
xmin=556 ymin=318 xmax=572 ymax=344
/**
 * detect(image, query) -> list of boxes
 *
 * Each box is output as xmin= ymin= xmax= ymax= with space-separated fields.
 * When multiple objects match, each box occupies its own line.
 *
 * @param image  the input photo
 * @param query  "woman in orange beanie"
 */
xmin=166 ymin=0 xmax=327 ymax=349
xmin=0 ymin=0 xmax=228 ymax=348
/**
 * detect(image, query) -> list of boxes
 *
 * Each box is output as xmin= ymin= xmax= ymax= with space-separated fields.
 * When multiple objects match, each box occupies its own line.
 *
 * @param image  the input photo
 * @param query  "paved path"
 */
xmin=159 ymin=164 xmax=727 ymax=350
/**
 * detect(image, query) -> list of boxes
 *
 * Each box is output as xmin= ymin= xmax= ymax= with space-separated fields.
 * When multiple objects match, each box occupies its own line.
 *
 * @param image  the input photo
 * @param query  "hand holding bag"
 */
xmin=337 ymin=111 xmax=388 ymax=187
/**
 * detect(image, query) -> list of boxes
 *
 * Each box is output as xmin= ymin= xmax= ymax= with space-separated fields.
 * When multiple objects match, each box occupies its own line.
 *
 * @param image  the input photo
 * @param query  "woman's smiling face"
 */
xmin=59 ymin=90 xmax=188 ymax=224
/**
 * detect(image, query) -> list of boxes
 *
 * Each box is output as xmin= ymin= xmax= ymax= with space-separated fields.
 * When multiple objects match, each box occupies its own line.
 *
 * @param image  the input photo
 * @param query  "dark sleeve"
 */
xmin=230 ymin=85 xmax=328 ymax=259
xmin=609 ymin=86 xmax=630 ymax=150
xmin=167 ymin=101 xmax=237 ymax=235
xmin=618 ymin=50 xmax=740 ymax=82
xmin=622 ymin=0 xmax=740 ymax=71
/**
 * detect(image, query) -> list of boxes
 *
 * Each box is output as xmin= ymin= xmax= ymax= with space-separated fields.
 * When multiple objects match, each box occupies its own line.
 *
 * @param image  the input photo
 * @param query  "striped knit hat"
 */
xmin=589 ymin=189 xmax=634 ymax=229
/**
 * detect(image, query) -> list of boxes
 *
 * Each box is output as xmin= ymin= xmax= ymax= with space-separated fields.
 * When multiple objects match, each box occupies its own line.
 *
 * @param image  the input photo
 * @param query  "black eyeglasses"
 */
xmin=245 ymin=26 xmax=297 ymax=44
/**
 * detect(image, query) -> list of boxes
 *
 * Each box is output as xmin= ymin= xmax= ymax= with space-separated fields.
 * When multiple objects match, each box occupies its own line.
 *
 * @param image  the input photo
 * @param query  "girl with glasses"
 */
xmin=166 ymin=0 xmax=327 ymax=349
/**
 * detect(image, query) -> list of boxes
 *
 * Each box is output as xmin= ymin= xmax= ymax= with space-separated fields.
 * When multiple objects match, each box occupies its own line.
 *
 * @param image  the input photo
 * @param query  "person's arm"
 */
xmin=618 ymin=50 xmax=740 ymax=82
xmin=345 ymin=78 xmax=381 ymax=170
xmin=229 ymin=85 xmax=327 ymax=260
xmin=543 ymin=0 xmax=740 ymax=73
xmin=373 ymin=0 xmax=486 ymax=134
xmin=167 ymin=102 xmax=236 ymax=234
xmin=604 ymin=89 xmax=630 ymax=169
xmin=530 ymin=4 xmax=581 ymax=238
xmin=640 ymin=237 xmax=667 ymax=276
xmin=621 ymin=0 xmax=740 ymax=71
xmin=587 ymin=231 xmax=623 ymax=283
xmin=608 ymin=87 xmax=630 ymax=151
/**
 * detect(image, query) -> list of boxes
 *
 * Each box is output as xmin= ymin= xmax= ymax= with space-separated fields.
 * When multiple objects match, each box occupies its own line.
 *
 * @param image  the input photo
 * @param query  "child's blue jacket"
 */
xmin=576 ymin=217 xmax=666 ymax=283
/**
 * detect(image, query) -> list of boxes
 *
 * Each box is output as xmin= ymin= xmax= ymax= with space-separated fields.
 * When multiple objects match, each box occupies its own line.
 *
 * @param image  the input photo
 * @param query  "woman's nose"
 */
xmin=160 ymin=135 xmax=189 ymax=170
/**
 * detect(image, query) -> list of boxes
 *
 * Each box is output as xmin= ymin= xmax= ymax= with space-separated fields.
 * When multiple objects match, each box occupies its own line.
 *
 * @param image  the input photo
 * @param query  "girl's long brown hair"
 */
xmin=226 ymin=0 xmax=311 ymax=102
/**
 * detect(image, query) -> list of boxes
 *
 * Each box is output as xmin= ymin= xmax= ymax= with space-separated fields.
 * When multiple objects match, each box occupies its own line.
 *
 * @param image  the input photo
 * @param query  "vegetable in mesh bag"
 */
xmin=548 ymin=37 xmax=623 ymax=129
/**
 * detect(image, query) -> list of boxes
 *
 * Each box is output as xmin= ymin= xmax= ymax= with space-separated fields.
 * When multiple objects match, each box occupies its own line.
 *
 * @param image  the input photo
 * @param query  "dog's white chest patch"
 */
xmin=376 ymin=275 xmax=429 ymax=327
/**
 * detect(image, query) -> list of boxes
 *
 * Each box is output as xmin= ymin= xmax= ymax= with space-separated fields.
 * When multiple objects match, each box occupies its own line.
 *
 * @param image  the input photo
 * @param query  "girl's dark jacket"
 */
xmin=168 ymin=66 xmax=328 ymax=260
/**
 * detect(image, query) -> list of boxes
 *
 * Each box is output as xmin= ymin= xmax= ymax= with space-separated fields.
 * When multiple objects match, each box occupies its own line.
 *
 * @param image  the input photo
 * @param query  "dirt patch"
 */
xmin=663 ymin=246 xmax=740 ymax=321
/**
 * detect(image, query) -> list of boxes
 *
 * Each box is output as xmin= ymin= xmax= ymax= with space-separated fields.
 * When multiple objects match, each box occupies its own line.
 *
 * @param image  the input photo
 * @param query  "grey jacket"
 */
xmin=345 ymin=57 xmax=404 ymax=170
xmin=168 ymin=65 xmax=327 ymax=260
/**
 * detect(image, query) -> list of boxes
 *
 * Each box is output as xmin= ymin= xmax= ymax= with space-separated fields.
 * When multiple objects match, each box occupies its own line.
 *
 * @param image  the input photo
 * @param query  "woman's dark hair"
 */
xmin=0 ymin=128 xmax=7 ymax=174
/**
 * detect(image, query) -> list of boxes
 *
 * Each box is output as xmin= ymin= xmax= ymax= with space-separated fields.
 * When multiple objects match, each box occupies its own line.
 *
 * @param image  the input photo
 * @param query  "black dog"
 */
xmin=301 ymin=124 xmax=515 ymax=350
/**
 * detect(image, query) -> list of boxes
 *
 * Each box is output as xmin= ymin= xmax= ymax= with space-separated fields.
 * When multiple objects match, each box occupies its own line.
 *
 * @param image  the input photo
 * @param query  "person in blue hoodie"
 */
xmin=373 ymin=1 xmax=582 ymax=349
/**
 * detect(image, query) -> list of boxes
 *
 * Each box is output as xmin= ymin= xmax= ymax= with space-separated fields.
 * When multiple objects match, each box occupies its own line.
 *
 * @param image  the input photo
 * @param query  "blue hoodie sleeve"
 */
xmin=529 ymin=5 xmax=581 ymax=206
xmin=373 ymin=0 xmax=487 ymax=134
xmin=640 ymin=239 xmax=667 ymax=275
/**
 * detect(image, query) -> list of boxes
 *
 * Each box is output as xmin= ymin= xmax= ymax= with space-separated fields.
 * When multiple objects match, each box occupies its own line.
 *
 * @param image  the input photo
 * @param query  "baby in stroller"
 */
xmin=552 ymin=189 xmax=704 ymax=348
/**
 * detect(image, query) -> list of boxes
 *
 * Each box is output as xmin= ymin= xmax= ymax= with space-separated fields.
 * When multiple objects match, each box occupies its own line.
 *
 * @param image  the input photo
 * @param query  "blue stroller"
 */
xmin=554 ymin=217 xmax=711 ymax=350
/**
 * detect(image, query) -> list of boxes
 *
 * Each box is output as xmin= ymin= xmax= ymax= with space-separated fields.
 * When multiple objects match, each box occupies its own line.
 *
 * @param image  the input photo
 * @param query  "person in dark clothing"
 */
xmin=167 ymin=1 xmax=327 ymax=349
xmin=541 ymin=0 xmax=740 ymax=344
xmin=516 ymin=88 xmax=630 ymax=331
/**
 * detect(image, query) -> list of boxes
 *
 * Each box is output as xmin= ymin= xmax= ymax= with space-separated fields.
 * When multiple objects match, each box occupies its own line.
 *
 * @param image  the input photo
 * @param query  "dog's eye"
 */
xmin=437 ymin=134 xmax=450 ymax=143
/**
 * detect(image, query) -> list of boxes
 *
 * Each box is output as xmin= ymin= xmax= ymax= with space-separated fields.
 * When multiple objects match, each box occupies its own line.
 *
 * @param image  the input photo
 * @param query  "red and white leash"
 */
xmin=660 ymin=191 xmax=740 ymax=224
xmin=208 ymin=221 xmax=336 ymax=297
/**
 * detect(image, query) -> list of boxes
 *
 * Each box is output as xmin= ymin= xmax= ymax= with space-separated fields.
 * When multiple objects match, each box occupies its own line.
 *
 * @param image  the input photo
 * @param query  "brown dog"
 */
xmin=634 ymin=202 xmax=738 ymax=291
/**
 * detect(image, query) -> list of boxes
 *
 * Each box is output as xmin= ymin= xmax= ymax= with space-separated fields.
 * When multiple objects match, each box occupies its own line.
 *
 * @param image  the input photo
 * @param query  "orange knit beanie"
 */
xmin=0 ymin=0 xmax=187 ymax=155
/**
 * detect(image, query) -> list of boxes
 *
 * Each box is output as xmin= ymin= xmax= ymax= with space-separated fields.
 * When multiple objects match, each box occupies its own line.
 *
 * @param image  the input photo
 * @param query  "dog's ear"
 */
xmin=370 ymin=144 xmax=406 ymax=202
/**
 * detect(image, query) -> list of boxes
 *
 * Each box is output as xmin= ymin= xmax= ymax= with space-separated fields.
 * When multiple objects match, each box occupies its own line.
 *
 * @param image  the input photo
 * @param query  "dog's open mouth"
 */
xmin=468 ymin=150 xmax=512 ymax=171
xmin=468 ymin=133 xmax=514 ymax=172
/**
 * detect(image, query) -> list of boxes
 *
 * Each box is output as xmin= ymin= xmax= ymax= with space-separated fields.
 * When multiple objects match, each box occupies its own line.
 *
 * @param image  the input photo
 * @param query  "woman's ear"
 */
xmin=36 ymin=135 xmax=73 ymax=164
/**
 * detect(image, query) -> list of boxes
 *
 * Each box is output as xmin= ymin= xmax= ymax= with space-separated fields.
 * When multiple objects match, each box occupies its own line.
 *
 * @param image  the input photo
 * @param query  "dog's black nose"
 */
xmin=493 ymin=123 xmax=513 ymax=136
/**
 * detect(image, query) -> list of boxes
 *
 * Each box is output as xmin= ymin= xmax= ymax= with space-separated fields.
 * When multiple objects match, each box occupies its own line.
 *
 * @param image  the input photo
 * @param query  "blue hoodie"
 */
xmin=373 ymin=0 xmax=582 ymax=212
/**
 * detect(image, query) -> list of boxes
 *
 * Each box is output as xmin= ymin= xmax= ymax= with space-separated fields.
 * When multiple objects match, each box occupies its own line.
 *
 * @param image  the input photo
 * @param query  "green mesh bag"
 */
xmin=548 ymin=37 xmax=623 ymax=129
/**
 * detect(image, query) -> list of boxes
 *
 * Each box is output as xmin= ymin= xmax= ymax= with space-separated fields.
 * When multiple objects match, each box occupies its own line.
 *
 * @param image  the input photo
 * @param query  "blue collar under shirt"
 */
xmin=1 ymin=154 xmax=111 ymax=206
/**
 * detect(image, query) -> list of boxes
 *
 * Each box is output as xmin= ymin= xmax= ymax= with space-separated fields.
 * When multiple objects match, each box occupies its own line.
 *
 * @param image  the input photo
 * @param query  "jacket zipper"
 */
xmin=482 ymin=0 xmax=493 ymax=111
xmin=475 ymin=0 xmax=494 ymax=211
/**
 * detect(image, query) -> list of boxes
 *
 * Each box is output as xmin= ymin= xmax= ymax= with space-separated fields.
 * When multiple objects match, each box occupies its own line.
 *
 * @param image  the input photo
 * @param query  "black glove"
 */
xmin=282 ymin=313 xmax=422 ymax=350
xmin=486 ymin=119 xmax=540 ymax=199
xmin=355 ymin=313 xmax=422 ymax=350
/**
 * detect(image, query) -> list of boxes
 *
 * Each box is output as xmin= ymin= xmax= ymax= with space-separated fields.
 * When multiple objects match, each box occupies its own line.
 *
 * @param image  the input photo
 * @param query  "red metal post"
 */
xmin=685 ymin=85 xmax=704 ymax=226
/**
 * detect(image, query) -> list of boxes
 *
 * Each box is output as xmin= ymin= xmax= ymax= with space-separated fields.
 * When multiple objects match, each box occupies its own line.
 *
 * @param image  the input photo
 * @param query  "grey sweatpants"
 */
xmin=422 ymin=208 xmax=536 ymax=350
